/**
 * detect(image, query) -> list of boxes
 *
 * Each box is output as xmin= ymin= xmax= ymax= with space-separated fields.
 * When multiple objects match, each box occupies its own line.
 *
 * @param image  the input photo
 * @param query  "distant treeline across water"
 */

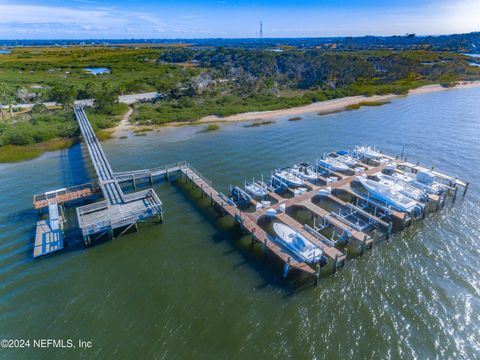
xmin=1 ymin=31 xmax=479 ymax=52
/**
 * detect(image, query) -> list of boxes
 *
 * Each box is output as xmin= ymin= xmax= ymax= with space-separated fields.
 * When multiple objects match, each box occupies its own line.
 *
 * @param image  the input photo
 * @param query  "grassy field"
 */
xmin=0 ymin=103 xmax=129 ymax=162
xmin=0 ymin=46 xmax=199 ymax=102
xmin=0 ymin=138 xmax=75 ymax=163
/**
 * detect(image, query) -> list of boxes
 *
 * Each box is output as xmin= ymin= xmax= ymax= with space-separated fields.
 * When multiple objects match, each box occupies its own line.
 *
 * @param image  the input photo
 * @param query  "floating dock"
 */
xmin=33 ymin=204 xmax=64 ymax=257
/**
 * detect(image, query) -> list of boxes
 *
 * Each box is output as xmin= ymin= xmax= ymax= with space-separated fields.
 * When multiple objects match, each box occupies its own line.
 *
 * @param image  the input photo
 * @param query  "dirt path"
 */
xmin=113 ymin=107 xmax=134 ymax=137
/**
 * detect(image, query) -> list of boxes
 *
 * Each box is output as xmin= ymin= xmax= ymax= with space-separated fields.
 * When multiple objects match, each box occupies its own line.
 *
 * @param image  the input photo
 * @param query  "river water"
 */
xmin=1 ymin=87 xmax=479 ymax=359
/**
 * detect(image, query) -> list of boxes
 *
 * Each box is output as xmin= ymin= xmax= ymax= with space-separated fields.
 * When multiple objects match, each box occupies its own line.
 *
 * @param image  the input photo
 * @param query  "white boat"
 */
xmin=290 ymin=163 xmax=319 ymax=181
xmin=375 ymin=173 xmax=427 ymax=202
xmin=273 ymin=170 xmax=304 ymax=187
xmin=245 ymin=181 xmax=268 ymax=198
xmin=317 ymin=156 xmax=350 ymax=172
xmin=354 ymin=145 xmax=383 ymax=159
xmin=391 ymin=171 xmax=445 ymax=195
xmin=330 ymin=152 xmax=358 ymax=167
xmin=357 ymin=176 xmax=418 ymax=212
xmin=273 ymin=222 xmax=323 ymax=263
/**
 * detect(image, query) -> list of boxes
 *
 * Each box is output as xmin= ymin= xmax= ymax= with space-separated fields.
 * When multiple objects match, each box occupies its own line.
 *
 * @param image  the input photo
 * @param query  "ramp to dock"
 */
xmin=72 ymin=106 xmax=163 ymax=242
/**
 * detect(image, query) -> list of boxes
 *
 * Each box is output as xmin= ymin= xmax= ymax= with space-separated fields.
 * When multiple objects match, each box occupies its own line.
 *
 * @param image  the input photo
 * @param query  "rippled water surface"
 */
xmin=1 ymin=88 xmax=479 ymax=359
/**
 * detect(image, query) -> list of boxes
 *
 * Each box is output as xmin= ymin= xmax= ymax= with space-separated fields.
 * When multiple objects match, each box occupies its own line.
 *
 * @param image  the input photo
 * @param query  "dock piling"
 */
xmin=283 ymin=257 xmax=291 ymax=278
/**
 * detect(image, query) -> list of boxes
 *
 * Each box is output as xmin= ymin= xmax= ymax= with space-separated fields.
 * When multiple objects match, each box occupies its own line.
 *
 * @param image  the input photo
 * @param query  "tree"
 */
xmin=32 ymin=103 xmax=48 ymax=114
xmin=16 ymin=87 xmax=34 ymax=105
xmin=0 ymin=82 xmax=8 ymax=121
xmin=84 ymin=81 xmax=97 ymax=98
xmin=93 ymin=83 xmax=118 ymax=113
xmin=51 ymin=85 xmax=77 ymax=110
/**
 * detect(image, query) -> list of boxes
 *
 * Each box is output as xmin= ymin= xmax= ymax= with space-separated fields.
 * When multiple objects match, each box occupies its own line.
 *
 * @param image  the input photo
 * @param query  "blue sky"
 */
xmin=0 ymin=0 xmax=479 ymax=39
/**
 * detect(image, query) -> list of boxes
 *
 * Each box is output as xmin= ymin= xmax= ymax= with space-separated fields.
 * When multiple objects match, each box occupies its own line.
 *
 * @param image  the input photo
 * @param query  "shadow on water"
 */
xmin=61 ymin=142 xmax=91 ymax=186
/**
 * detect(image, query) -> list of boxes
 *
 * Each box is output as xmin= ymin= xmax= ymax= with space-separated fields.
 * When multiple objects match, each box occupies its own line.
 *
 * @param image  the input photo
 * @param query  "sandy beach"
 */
xmin=197 ymin=81 xmax=480 ymax=124
xmin=114 ymin=81 xmax=480 ymax=135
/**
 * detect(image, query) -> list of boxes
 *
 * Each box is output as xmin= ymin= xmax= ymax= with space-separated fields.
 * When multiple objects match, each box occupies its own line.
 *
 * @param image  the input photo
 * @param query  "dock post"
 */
xmin=109 ymin=229 xmax=114 ymax=240
xmin=315 ymin=263 xmax=320 ymax=285
xmin=452 ymin=186 xmax=458 ymax=203
xmin=387 ymin=223 xmax=392 ymax=239
xmin=251 ymin=228 xmax=256 ymax=247
xmin=360 ymin=235 xmax=367 ymax=255
xmin=463 ymin=182 xmax=469 ymax=197
xmin=283 ymin=257 xmax=290 ymax=278
xmin=132 ymin=177 xmax=136 ymax=190
xmin=149 ymin=173 xmax=153 ymax=185
xmin=210 ymin=192 xmax=213 ymax=206
xmin=332 ymin=255 xmax=338 ymax=274
xmin=263 ymin=239 xmax=268 ymax=258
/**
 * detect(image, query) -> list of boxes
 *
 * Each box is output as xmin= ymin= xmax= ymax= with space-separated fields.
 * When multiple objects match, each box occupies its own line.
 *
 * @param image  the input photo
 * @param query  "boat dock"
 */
xmin=33 ymin=106 xmax=164 ymax=256
xmin=107 ymin=147 xmax=467 ymax=282
xmin=32 ymin=119 xmax=468 ymax=282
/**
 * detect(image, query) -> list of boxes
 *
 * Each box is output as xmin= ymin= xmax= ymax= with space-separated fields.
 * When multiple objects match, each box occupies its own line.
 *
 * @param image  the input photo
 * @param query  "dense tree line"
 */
xmin=159 ymin=48 xmax=479 ymax=94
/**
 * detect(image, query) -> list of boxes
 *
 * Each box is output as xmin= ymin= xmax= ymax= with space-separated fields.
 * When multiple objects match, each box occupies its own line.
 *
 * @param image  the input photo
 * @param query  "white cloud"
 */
xmin=0 ymin=1 xmax=478 ymax=39
xmin=0 ymin=3 xmax=170 ymax=38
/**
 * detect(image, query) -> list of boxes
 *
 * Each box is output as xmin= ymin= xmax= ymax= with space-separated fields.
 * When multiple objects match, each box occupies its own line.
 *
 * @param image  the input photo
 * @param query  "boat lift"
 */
xmin=230 ymin=185 xmax=252 ymax=205
xmin=330 ymin=205 xmax=374 ymax=232
xmin=270 ymin=173 xmax=290 ymax=191
xmin=308 ymin=216 xmax=351 ymax=247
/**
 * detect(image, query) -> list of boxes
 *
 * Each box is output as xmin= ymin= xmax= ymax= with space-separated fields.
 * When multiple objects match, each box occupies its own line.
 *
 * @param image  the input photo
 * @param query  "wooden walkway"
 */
xmin=179 ymin=164 xmax=319 ymax=276
xmin=33 ymin=182 xmax=100 ymax=209
xmin=32 ymin=128 xmax=468 ymax=281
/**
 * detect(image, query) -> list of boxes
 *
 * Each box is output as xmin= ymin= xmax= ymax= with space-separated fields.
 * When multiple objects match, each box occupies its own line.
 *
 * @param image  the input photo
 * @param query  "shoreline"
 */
xmin=2 ymin=81 xmax=480 ymax=163
xmin=194 ymin=81 xmax=480 ymax=125
xmin=113 ymin=80 xmax=480 ymax=134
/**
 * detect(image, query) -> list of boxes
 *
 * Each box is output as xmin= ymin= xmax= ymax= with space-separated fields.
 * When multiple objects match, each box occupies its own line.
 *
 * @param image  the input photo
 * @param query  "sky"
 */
xmin=0 ymin=0 xmax=479 ymax=39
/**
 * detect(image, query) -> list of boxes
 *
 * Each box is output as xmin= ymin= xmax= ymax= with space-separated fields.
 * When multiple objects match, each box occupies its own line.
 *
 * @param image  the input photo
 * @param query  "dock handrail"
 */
xmin=182 ymin=162 xmax=213 ymax=186
xmin=113 ymin=160 xmax=187 ymax=178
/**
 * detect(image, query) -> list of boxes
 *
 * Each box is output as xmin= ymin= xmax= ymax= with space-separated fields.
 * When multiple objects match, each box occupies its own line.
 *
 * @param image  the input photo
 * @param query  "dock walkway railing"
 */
xmin=180 ymin=162 xmax=213 ymax=187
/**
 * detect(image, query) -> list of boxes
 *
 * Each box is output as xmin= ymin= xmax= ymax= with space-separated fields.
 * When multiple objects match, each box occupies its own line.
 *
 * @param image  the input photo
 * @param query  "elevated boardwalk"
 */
xmin=32 ymin=106 xmax=164 ymax=257
xmin=75 ymin=106 xmax=124 ymax=205
xmin=73 ymin=106 xmax=163 ymax=242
